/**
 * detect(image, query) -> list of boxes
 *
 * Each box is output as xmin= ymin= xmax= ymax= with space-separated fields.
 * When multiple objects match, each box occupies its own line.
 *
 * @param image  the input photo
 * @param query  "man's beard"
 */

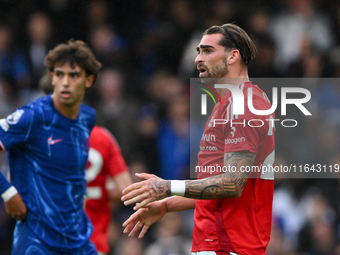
xmin=200 ymin=58 xmax=228 ymax=85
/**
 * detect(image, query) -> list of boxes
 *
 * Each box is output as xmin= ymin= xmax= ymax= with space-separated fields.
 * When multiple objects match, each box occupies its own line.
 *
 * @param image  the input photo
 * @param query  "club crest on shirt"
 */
xmin=6 ymin=109 xmax=25 ymax=125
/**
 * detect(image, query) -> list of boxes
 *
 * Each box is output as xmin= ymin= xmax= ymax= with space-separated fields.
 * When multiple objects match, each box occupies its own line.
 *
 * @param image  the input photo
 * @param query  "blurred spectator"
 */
xmin=133 ymin=104 xmax=160 ymax=174
xmin=267 ymin=218 xmax=287 ymax=255
xmin=248 ymin=34 xmax=278 ymax=77
xmin=270 ymin=0 xmax=334 ymax=73
xmin=89 ymin=24 xmax=129 ymax=67
xmin=298 ymin=193 xmax=338 ymax=254
xmin=0 ymin=23 xmax=30 ymax=95
xmin=247 ymin=9 xmax=270 ymax=37
xmin=86 ymin=0 xmax=110 ymax=28
xmin=114 ymin=236 xmax=144 ymax=255
xmin=133 ymin=19 xmax=162 ymax=81
xmin=25 ymin=12 xmax=53 ymax=91
xmin=146 ymin=70 xmax=185 ymax=117
xmin=144 ymin=212 xmax=192 ymax=255
xmin=0 ymin=79 xmax=15 ymax=119
xmin=95 ymin=68 xmax=139 ymax=161
xmin=47 ymin=0 xmax=87 ymax=42
xmin=157 ymin=0 xmax=195 ymax=73
xmin=157 ymin=94 xmax=190 ymax=180
xmin=315 ymin=84 xmax=340 ymax=127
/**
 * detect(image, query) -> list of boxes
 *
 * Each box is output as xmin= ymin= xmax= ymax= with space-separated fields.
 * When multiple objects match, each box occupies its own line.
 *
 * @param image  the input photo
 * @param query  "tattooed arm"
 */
xmin=184 ymin=151 xmax=256 ymax=199
xmin=122 ymin=150 xmax=256 ymax=210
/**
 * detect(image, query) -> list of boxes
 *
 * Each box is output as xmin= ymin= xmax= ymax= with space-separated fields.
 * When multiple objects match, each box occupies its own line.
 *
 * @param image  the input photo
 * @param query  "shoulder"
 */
xmin=79 ymin=103 xmax=96 ymax=130
xmin=4 ymin=96 xmax=49 ymax=126
xmin=80 ymin=103 xmax=96 ymax=120
xmin=26 ymin=95 xmax=54 ymax=115
xmin=244 ymin=82 xmax=272 ymax=111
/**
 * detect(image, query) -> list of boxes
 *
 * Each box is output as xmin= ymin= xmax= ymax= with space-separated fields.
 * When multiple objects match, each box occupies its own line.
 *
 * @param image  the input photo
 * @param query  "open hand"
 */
xmin=121 ymin=173 xmax=170 ymax=210
xmin=123 ymin=200 xmax=167 ymax=238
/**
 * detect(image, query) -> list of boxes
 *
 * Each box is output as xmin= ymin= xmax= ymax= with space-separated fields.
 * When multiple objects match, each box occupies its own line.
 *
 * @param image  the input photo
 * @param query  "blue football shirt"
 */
xmin=0 ymin=95 xmax=96 ymax=251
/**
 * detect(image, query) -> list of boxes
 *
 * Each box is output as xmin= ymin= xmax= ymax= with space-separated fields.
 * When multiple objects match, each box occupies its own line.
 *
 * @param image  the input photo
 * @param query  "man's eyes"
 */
xmin=197 ymin=49 xmax=212 ymax=54
xmin=55 ymin=73 xmax=79 ymax=78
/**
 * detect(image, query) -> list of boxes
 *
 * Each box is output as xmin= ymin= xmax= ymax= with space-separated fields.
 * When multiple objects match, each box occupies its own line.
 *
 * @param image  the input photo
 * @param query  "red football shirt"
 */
xmin=85 ymin=126 xmax=128 ymax=253
xmin=192 ymin=82 xmax=275 ymax=255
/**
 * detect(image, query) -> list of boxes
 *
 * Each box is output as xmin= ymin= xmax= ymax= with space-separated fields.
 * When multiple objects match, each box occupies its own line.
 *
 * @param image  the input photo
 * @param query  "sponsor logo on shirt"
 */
xmin=225 ymin=137 xmax=245 ymax=145
xmin=0 ymin=119 xmax=9 ymax=132
xmin=47 ymin=136 xmax=63 ymax=145
xmin=200 ymin=145 xmax=218 ymax=151
xmin=6 ymin=109 xmax=24 ymax=125
xmin=201 ymin=133 xmax=216 ymax=143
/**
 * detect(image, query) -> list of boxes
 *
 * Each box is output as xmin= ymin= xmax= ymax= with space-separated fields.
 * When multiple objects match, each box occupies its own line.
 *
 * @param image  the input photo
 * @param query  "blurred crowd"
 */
xmin=0 ymin=0 xmax=340 ymax=254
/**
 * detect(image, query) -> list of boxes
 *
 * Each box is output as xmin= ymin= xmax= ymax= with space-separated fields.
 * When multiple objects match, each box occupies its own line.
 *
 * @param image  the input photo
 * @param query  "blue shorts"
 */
xmin=12 ymin=221 xmax=98 ymax=255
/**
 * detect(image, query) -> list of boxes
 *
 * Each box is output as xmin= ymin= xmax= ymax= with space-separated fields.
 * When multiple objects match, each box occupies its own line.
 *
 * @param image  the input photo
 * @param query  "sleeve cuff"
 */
xmin=1 ymin=186 xmax=18 ymax=202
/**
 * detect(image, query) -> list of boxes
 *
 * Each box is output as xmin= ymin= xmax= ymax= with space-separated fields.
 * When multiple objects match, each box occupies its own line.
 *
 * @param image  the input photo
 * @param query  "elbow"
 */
xmin=233 ymin=187 xmax=244 ymax=198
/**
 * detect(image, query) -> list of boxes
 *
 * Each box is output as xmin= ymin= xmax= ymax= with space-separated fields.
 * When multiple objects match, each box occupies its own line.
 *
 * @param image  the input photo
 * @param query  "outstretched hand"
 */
xmin=123 ymin=200 xmax=167 ymax=239
xmin=121 ymin=173 xmax=170 ymax=210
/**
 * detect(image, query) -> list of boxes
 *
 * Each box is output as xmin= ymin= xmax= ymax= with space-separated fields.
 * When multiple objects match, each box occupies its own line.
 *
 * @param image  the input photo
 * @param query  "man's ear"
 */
xmin=85 ymin=75 xmax=95 ymax=89
xmin=227 ymin=49 xmax=240 ymax=65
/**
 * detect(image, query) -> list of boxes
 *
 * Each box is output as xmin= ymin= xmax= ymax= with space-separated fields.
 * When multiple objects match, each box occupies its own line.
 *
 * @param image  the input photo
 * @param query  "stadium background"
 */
xmin=0 ymin=0 xmax=340 ymax=254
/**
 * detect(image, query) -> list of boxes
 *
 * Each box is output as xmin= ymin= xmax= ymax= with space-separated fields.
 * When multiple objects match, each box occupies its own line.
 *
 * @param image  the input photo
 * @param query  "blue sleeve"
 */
xmin=0 ymin=107 xmax=33 ymax=151
xmin=0 ymin=171 xmax=11 ymax=194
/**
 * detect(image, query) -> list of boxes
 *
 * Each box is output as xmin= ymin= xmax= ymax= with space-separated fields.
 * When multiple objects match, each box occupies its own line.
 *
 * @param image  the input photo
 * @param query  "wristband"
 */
xmin=1 ymin=186 xmax=18 ymax=202
xmin=170 ymin=180 xmax=186 ymax=196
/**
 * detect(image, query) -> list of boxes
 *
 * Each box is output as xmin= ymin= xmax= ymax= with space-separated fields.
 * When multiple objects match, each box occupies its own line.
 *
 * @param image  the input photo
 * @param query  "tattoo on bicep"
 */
xmin=225 ymin=151 xmax=256 ymax=189
xmin=224 ymin=151 xmax=256 ymax=168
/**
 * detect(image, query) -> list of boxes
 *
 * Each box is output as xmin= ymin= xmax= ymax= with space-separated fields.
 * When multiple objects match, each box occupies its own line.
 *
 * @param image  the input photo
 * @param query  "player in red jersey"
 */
xmin=121 ymin=23 xmax=275 ymax=255
xmin=85 ymin=125 xmax=132 ymax=255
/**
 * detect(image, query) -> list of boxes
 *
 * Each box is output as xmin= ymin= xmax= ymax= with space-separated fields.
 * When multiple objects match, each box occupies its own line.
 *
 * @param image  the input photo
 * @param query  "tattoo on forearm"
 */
xmin=185 ymin=151 xmax=256 ymax=199
xmin=148 ymin=178 xmax=171 ymax=200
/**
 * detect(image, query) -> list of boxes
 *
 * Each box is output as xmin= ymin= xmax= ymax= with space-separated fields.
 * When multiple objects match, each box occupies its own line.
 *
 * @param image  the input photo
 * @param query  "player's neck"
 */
xmin=51 ymin=96 xmax=81 ymax=120
xmin=216 ymin=66 xmax=249 ymax=97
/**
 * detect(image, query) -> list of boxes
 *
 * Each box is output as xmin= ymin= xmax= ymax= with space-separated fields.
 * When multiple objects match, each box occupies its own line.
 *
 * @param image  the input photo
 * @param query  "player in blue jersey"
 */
xmin=0 ymin=40 xmax=102 ymax=254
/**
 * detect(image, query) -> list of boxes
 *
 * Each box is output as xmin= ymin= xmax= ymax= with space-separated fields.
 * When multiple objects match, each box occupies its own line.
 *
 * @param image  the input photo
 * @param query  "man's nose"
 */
xmin=195 ymin=54 xmax=203 ymax=64
xmin=62 ymin=76 xmax=70 ymax=86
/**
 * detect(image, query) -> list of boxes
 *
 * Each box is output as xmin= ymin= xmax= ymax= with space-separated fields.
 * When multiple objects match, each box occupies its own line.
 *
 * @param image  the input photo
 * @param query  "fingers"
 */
xmin=138 ymin=224 xmax=150 ymax=239
xmin=123 ymin=220 xmax=137 ymax=235
xmin=133 ymin=197 xmax=154 ymax=211
xmin=122 ymin=211 xmax=140 ymax=228
xmin=122 ymin=191 xmax=150 ymax=206
xmin=135 ymin=173 xmax=155 ymax=180
xmin=123 ymin=206 xmax=149 ymax=227
xmin=128 ymin=221 xmax=144 ymax=237
xmin=122 ymin=181 xmax=144 ymax=196
xmin=11 ymin=213 xmax=26 ymax=221
xmin=121 ymin=173 xmax=156 ymax=195
xmin=5 ymin=194 xmax=27 ymax=221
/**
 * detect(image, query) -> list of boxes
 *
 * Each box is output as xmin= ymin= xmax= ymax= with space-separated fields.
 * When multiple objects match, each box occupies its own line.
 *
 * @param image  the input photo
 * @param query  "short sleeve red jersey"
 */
xmin=85 ymin=126 xmax=128 ymax=253
xmin=192 ymin=82 xmax=275 ymax=255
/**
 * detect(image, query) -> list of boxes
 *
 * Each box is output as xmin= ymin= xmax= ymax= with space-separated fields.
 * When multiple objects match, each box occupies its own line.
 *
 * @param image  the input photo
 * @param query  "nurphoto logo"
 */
xmin=199 ymin=83 xmax=312 ymax=128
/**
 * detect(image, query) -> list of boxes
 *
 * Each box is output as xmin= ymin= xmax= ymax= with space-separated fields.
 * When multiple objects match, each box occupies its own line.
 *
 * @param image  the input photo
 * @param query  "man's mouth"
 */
xmin=198 ymin=66 xmax=207 ymax=76
xmin=61 ymin=91 xmax=71 ymax=99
